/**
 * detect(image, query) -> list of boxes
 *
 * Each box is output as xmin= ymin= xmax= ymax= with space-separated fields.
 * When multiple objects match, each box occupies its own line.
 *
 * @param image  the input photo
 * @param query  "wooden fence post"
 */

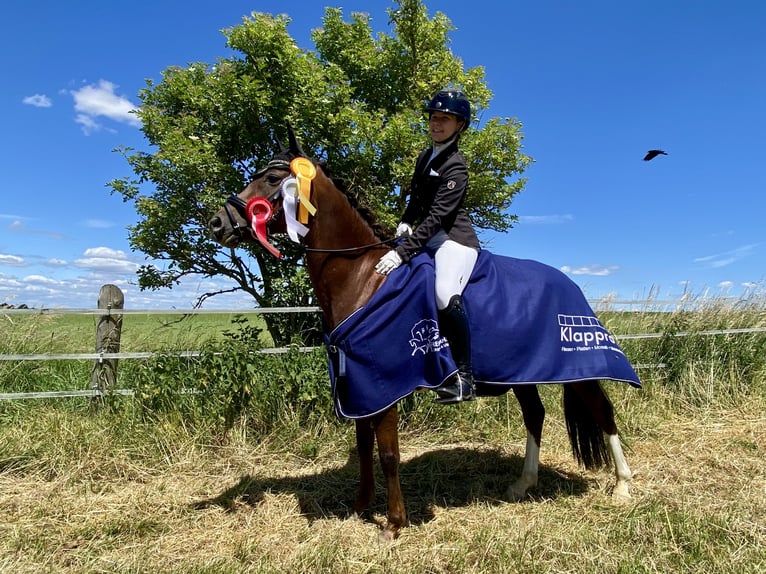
xmin=90 ymin=284 xmax=124 ymax=409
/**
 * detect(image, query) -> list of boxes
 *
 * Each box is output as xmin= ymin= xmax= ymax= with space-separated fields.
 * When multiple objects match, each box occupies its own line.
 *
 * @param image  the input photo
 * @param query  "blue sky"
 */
xmin=1 ymin=1 xmax=764 ymax=309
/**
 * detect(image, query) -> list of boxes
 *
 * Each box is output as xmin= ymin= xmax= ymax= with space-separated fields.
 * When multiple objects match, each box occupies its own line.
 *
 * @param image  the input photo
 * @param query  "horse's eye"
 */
xmin=266 ymin=174 xmax=283 ymax=185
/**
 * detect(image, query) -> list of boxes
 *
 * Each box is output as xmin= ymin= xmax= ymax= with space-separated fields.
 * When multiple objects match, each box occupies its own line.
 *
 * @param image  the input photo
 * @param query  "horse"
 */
xmin=208 ymin=127 xmax=637 ymax=541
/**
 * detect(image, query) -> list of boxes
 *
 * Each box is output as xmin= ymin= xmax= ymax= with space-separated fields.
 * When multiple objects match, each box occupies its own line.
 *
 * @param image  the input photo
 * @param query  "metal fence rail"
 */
xmin=0 ymin=346 xmax=317 ymax=362
xmin=0 ymin=306 xmax=322 ymax=316
xmin=4 ymin=326 xmax=766 ymax=363
xmin=2 ymin=301 xmax=765 ymax=401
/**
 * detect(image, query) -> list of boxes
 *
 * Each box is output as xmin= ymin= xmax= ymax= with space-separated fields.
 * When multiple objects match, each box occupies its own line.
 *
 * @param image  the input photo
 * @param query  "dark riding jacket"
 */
xmin=395 ymin=140 xmax=480 ymax=262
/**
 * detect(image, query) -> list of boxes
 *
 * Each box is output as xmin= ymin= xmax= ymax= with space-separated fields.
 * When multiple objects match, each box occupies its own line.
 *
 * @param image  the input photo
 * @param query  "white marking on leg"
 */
xmin=608 ymin=433 xmax=632 ymax=499
xmin=506 ymin=430 xmax=539 ymax=501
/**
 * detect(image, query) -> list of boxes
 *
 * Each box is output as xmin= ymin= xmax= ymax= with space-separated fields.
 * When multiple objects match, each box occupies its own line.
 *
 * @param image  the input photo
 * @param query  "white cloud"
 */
xmin=0 ymin=275 xmax=23 ymax=288
xmin=23 ymin=275 xmax=62 ymax=286
xmin=75 ymin=113 xmax=103 ymax=134
xmin=0 ymin=254 xmax=26 ymax=266
xmin=519 ymin=214 xmax=574 ymax=224
xmin=84 ymin=219 xmax=115 ymax=229
xmin=6 ymin=219 xmax=65 ymax=240
xmin=694 ymin=244 xmax=759 ymax=268
xmin=560 ymin=264 xmax=619 ymax=277
xmin=74 ymin=246 xmax=139 ymax=273
xmin=83 ymin=247 xmax=127 ymax=258
xmin=717 ymin=281 xmax=736 ymax=296
xmin=0 ymin=246 xmax=255 ymax=309
xmin=71 ymin=80 xmax=141 ymax=134
xmin=22 ymin=94 xmax=53 ymax=108
xmin=78 ymin=259 xmax=138 ymax=274
xmin=24 ymin=284 xmax=59 ymax=294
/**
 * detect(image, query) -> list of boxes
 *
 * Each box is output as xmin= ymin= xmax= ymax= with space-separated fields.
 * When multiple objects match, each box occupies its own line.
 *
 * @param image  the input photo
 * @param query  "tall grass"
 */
xmin=1 ymin=297 xmax=764 ymax=573
xmin=2 ymin=295 xmax=764 ymax=445
xmin=600 ymin=294 xmax=766 ymax=410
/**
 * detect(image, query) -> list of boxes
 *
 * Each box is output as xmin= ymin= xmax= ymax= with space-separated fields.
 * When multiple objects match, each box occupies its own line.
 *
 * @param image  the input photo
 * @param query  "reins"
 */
xmin=303 ymin=238 xmax=397 ymax=254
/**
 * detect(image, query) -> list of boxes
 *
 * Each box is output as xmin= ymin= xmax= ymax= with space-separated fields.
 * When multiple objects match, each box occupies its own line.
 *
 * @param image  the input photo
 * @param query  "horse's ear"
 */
xmin=274 ymin=133 xmax=288 ymax=155
xmin=286 ymin=122 xmax=307 ymax=157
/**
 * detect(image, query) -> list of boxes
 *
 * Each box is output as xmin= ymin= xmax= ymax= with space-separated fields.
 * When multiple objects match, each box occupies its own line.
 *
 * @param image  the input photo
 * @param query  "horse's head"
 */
xmin=208 ymin=125 xmax=308 ymax=253
xmin=210 ymin=125 xmax=392 ymax=325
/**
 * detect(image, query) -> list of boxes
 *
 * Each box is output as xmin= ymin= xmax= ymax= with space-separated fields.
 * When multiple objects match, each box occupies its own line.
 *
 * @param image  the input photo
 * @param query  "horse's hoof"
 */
xmin=505 ymin=489 xmax=525 ymax=502
xmin=611 ymin=482 xmax=632 ymax=502
xmin=505 ymin=479 xmax=534 ymax=501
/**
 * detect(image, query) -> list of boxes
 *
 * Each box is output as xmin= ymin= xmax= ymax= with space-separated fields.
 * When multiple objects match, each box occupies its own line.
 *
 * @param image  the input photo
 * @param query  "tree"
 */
xmin=109 ymin=0 xmax=531 ymax=345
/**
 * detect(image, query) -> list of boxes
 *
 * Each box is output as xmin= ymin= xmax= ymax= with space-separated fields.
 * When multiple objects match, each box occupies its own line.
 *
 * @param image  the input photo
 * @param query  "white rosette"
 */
xmin=281 ymin=176 xmax=310 ymax=242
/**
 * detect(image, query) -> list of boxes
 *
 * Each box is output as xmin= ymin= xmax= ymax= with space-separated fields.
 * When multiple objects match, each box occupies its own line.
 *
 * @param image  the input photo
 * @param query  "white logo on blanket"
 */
xmin=409 ymin=319 xmax=449 ymax=356
xmin=558 ymin=314 xmax=624 ymax=355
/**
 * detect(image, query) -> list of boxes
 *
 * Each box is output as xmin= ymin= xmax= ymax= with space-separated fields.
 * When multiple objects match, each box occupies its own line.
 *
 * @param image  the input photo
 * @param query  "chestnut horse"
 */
xmin=208 ymin=129 xmax=634 ymax=541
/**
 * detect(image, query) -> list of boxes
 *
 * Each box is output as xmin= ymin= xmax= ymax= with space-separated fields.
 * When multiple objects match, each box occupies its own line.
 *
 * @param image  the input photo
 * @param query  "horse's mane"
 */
xmin=316 ymin=160 xmax=390 ymax=241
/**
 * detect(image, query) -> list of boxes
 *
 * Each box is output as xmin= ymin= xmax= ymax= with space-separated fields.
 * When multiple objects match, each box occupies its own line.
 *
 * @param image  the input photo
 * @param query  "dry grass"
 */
xmin=1 ymin=404 xmax=764 ymax=573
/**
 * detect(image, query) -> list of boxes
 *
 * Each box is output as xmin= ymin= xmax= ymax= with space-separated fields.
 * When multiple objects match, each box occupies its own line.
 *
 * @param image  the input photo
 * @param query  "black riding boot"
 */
xmin=435 ymin=294 xmax=476 ymax=404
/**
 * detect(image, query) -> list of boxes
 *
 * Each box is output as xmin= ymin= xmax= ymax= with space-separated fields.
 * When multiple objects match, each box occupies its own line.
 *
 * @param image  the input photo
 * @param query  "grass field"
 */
xmin=0 ymin=311 xmax=276 ymax=354
xmin=1 ymin=300 xmax=764 ymax=573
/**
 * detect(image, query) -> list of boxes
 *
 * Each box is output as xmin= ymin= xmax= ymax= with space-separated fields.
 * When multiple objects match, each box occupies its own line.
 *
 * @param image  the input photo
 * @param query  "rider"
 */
xmin=375 ymin=88 xmax=480 ymax=404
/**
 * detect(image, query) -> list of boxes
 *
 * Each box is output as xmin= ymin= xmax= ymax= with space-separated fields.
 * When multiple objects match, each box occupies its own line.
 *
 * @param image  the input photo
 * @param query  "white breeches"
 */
xmin=427 ymin=230 xmax=479 ymax=310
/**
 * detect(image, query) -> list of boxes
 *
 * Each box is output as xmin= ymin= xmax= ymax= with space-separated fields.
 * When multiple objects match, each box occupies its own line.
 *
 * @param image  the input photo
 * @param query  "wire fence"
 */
xmin=2 ymin=300 xmax=765 ymax=401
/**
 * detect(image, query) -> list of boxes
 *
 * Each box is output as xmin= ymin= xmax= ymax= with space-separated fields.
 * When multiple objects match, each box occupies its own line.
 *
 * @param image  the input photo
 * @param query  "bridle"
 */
xmin=223 ymin=156 xmax=398 ymax=255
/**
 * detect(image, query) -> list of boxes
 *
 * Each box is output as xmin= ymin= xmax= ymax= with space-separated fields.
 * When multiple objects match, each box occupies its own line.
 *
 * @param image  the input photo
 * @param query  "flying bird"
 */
xmin=643 ymin=149 xmax=668 ymax=161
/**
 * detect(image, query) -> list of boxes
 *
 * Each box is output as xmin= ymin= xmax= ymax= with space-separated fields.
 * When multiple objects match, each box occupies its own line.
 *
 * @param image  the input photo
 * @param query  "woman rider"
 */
xmin=375 ymin=88 xmax=480 ymax=404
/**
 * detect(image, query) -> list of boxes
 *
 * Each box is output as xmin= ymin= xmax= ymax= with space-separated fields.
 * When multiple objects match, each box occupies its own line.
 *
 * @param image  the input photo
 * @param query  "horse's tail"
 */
xmin=563 ymin=383 xmax=610 ymax=469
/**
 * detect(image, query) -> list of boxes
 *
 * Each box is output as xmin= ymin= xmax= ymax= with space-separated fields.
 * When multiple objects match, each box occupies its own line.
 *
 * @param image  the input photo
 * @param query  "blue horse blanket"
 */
xmin=326 ymin=250 xmax=640 ymax=419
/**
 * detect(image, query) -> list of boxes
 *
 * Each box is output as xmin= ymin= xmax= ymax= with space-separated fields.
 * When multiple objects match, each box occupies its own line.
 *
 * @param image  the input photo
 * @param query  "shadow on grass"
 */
xmin=191 ymin=446 xmax=589 ymax=527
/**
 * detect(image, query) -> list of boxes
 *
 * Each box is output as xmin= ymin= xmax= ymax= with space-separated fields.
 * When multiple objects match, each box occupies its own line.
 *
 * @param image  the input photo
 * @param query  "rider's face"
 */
xmin=428 ymin=112 xmax=462 ymax=143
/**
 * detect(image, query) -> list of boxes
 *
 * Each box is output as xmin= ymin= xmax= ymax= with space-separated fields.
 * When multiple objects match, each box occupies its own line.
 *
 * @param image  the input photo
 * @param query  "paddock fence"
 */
xmin=2 ymin=285 xmax=765 ymax=402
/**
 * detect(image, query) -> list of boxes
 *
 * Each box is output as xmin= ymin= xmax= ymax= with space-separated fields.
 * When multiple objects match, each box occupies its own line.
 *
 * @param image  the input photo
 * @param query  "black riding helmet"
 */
xmin=425 ymin=89 xmax=471 ymax=131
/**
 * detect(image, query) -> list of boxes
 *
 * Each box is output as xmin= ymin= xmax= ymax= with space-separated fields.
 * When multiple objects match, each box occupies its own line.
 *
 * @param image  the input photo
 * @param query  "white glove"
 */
xmin=375 ymin=250 xmax=403 ymax=275
xmin=395 ymin=222 xmax=413 ymax=238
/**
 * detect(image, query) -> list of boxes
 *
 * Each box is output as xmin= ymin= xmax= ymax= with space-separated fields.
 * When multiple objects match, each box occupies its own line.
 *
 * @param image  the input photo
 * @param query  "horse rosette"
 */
xmin=280 ymin=177 xmax=310 ymax=242
xmin=245 ymin=196 xmax=282 ymax=259
xmin=290 ymin=157 xmax=317 ymax=224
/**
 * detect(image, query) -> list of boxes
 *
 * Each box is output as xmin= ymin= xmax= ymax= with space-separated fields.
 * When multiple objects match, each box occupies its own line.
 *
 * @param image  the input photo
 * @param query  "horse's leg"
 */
xmin=353 ymin=418 xmax=376 ymax=519
xmin=506 ymin=385 xmax=545 ymax=501
xmin=374 ymin=406 xmax=406 ymax=541
xmin=607 ymin=433 xmax=632 ymax=500
xmin=568 ymin=381 xmax=632 ymax=500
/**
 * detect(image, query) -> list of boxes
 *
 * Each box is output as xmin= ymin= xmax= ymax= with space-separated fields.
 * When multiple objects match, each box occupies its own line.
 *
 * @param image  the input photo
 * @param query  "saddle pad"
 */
xmin=326 ymin=250 xmax=641 ymax=419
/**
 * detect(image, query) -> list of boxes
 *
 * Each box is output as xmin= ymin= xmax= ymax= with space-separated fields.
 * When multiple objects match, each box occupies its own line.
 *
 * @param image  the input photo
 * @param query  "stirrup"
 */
xmin=435 ymin=376 xmax=476 ymax=405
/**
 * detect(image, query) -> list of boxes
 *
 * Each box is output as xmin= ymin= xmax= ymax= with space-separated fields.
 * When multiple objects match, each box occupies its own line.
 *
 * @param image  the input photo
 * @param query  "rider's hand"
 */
xmin=395 ymin=223 xmax=412 ymax=238
xmin=375 ymin=250 xmax=403 ymax=275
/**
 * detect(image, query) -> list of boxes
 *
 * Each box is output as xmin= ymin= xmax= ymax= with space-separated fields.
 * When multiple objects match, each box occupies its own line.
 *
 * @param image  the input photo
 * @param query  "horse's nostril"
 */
xmin=209 ymin=216 xmax=223 ymax=239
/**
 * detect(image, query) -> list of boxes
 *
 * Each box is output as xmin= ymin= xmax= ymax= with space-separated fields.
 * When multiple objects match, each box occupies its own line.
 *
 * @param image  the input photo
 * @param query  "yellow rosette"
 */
xmin=290 ymin=157 xmax=317 ymax=224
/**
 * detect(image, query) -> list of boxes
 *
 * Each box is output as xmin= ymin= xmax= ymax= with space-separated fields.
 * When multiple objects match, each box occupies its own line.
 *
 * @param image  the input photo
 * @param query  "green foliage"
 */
xmin=131 ymin=317 xmax=333 ymax=435
xmin=109 ymin=0 xmax=531 ymax=344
